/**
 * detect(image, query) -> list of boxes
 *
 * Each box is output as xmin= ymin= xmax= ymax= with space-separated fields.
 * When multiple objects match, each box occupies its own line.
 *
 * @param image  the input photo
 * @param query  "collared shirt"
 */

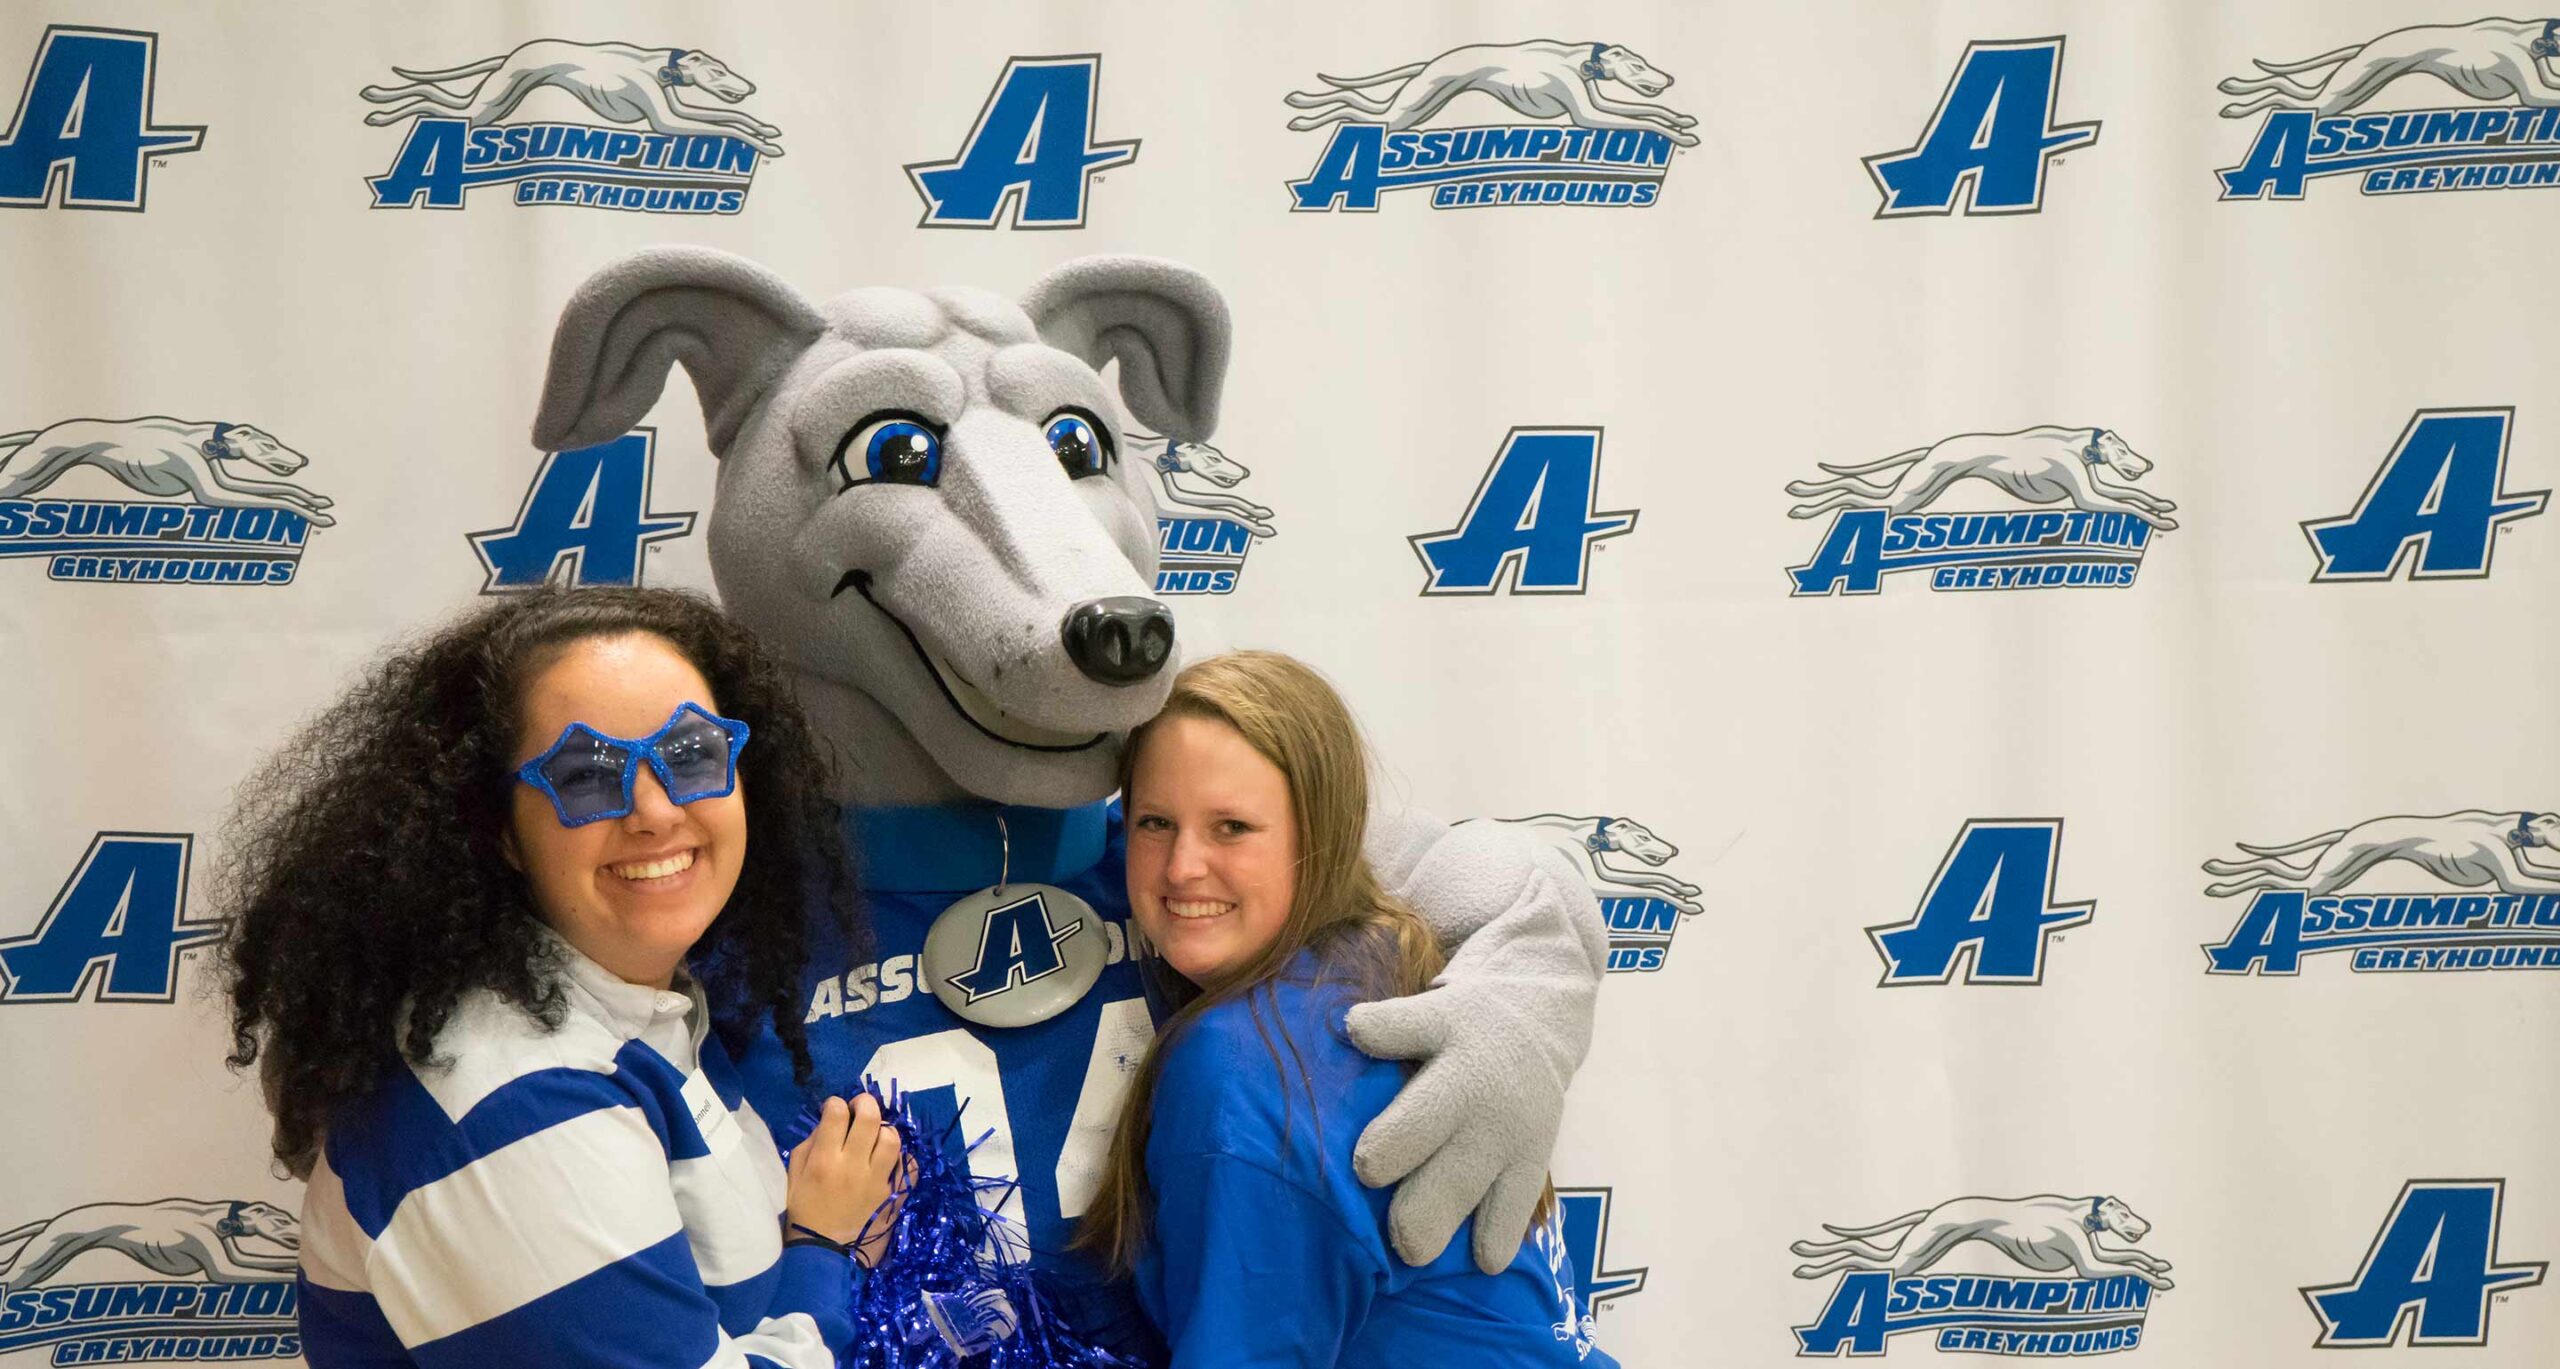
xmin=295 ymin=930 xmax=861 ymax=1368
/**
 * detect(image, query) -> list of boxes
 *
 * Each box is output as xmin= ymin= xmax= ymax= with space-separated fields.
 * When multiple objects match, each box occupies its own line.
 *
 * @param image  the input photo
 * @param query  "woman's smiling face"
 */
xmin=506 ymin=632 xmax=747 ymax=988
xmin=1123 ymin=713 xmax=1298 ymax=991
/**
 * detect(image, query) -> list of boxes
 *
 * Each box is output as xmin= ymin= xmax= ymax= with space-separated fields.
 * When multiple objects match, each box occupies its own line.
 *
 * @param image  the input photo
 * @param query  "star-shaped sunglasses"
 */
xmin=516 ymin=702 xmax=752 ymax=828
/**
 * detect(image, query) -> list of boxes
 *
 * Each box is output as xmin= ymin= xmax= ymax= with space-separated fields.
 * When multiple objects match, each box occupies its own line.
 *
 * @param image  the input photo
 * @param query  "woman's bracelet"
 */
xmin=784 ymin=1221 xmax=853 ymax=1256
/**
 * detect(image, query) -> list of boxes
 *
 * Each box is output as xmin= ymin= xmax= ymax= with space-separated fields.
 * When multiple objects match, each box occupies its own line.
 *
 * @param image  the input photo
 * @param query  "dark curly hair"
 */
xmin=217 ymin=586 xmax=861 ymax=1177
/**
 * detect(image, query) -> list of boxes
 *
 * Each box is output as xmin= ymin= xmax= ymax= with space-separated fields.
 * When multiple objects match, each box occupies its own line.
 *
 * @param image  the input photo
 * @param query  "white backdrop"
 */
xmin=3 ymin=2 xmax=2556 ymax=1364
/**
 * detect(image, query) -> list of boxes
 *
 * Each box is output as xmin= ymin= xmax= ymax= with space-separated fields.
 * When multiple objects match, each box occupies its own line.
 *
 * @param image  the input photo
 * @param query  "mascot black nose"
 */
xmin=1061 ymin=597 xmax=1174 ymax=684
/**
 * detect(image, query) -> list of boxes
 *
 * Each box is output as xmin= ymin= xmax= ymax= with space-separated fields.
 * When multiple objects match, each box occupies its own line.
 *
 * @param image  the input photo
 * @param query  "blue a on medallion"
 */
xmin=2217 ymin=20 xmax=2560 ymax=199
xmin=1285 ymin=40 xmax=1695 ymax=212
xmin=361 ymin=39 xmax=783 ymax=213
xmin=0 ymin=26 xmax=204 ymax=210
xmin=2202 ymin=809 xmax=2560 ymax=975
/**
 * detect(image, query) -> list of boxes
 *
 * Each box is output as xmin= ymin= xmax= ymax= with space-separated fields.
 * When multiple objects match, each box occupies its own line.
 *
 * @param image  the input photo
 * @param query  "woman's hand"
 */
xmin=785 ymin=1094 xmax=906 ymax=1267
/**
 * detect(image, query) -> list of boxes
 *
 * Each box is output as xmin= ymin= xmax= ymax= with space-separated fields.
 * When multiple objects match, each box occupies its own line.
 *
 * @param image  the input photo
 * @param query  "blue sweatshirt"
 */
xmin=732 ymin=800 xmax=1165 ymax=1358
xmin=1136 ymin=951 xmax=1619 ymax=1368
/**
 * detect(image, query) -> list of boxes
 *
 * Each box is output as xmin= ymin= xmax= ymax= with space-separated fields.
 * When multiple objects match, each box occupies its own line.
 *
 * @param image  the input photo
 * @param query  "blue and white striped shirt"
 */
xmin=294 ymin=934 xmax=859 ymax=1367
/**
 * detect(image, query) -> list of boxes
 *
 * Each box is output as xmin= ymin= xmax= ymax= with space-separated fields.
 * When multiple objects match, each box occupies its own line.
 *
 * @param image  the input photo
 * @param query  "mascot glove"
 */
xmin=1344 ymin=844 xmax=1606 ymax=1274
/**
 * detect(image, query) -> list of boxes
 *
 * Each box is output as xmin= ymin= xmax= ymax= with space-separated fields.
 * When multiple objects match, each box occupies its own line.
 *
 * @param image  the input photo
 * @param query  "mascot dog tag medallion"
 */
xmin=922 ymin=815 xmax=1105 ymax=1028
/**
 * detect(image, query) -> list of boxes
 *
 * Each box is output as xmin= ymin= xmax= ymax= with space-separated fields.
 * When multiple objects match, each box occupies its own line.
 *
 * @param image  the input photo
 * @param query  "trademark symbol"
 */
xmin=152 ymin=158 xmax=167 ymax=167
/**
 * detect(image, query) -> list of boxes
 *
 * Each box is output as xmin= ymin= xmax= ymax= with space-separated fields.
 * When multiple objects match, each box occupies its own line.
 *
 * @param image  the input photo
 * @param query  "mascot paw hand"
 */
xmin=1345 ymin=985 xmax=1573 ymax=1273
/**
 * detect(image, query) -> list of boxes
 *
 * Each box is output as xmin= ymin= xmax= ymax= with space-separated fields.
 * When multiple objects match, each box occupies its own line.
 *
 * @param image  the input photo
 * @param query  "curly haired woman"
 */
xmin=220 ymin=587 xmax=900 ymax=1368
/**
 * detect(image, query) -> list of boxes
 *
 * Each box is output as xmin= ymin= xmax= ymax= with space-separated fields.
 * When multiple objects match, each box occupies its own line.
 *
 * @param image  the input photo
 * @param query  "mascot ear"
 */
xmin=532 ymin=246 xmax=827 ymax=456
xmin=1022 ymin=257 xmax=1230 ymax=443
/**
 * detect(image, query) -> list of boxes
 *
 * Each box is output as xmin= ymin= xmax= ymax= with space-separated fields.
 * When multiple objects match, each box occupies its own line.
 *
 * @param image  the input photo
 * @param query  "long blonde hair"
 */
xmin=1074 ymin=650 xmax=1444 ymax=1275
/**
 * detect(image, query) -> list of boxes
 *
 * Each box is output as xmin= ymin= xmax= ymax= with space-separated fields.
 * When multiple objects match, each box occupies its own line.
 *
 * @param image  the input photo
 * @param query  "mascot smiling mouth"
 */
xmin=835 ymin=569 xmax=1107 ymax=753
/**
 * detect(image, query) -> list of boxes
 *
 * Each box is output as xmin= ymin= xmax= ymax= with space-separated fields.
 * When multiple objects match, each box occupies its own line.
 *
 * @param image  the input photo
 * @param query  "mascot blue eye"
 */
xmin=1046 ymin=411 xmax=1111 ymax=480
xmin=832 ymin=413 xmax=943 ymax=490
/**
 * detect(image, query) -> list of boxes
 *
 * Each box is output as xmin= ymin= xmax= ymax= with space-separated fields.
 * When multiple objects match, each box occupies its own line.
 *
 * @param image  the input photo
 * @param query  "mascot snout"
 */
xmin=1062 ymin=597 xmax=1174 ymax=684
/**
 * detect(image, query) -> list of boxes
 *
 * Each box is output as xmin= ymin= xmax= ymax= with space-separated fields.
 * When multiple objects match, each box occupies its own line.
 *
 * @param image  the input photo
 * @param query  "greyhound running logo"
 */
xmin=0 ymin=1197 xmax=300 ymax=1362
xmin=1787 ymin=426 xmax=2176 ymax=596
xmin=0 ymin=416 xmax=330 ymax=585
xmin=1792 ymin=1194 xmax=2172 ymax=1357
xmin=1461 ymin=815 xmax=1703 ymax=973
xmin=1286 ymin=40 xmax=1695 ymax=212
xmin=362 ymin=39 xmax=782 ymax=213
xmin=1147 ymin=433 xmax=1276 ymax=595
xmin=2203 ymin=810 xmax=2560 ymax=974
xmin=2218 ymin=18 xmax=2560 ymax=199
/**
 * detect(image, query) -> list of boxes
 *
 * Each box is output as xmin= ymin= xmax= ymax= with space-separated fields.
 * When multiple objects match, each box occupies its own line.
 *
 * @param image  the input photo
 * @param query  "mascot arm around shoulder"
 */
xmin=528 ymin=245 xmax=1607 ymax=1294
xmin=1355 ymin=806 xmax=1609 ymax=1272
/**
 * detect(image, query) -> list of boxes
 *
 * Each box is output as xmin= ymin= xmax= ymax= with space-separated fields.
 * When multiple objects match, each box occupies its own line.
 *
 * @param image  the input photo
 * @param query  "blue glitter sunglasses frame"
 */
xmin=515 ymin=702 xmax=752 ymax=828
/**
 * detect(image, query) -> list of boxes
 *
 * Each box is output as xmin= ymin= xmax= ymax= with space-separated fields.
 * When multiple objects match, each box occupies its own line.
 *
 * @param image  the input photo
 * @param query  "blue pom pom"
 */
xmin=776 ymin=1081 xmax=1149 ymax=1368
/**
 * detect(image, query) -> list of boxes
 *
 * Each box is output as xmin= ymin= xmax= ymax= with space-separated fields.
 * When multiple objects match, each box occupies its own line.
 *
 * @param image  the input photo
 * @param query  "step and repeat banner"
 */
xmin=3 ymin=2 xmax=2555 ymax=1364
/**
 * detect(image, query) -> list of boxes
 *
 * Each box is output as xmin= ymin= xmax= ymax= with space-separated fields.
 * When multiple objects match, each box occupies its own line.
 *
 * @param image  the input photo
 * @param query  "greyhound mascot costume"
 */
xmin=532 ymin=248 xmax=1607 ymax=1359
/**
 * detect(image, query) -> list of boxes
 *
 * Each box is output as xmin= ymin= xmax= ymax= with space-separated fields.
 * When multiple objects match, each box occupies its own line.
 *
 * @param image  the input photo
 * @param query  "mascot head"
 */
xmin=532 ymin=249 xmax=1230 ymax=809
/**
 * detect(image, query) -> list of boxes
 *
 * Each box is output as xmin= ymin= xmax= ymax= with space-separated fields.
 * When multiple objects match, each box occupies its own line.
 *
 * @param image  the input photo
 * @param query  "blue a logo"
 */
xmin=0 ymin=27 xmax=203 ymax=210
xmin=1866 ymin=38 xmax=2098 ymax=217
xmin=1411 ymin=428 xmax=1637 ymax=594
xmin=2217 ymin=22 xmax=2560 ymax=200
xmin=1150 ymin=435 xmax=1277 ymax=596
xmin=1870 ymin=821 xmax=2094 ymax=985
xmin=1555 ymin=1187 xmax=1648 ymax=1325
xmin=905 ymin=56 xmax=1137 ymax=228
xmin=470 ymin=430 xmax=696 ymax=591
xmin=2304 ymin=1181 xmax=2545 ymax=1347
xmin=0 ymin=833 xmax=217 ymax=1004
xmin=944 ymin=892 xmax=1086 ymax=1005
xmin=2305 ymin=409 xmax=2546 ymax=582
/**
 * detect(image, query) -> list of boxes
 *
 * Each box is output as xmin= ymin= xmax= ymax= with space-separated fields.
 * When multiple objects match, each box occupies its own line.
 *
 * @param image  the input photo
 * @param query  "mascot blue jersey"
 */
xmin=731 ymin=799 xmax=1163 ymax=1358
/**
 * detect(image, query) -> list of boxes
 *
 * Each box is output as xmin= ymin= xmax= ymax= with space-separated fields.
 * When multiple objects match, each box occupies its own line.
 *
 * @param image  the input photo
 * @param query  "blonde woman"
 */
xmin=1078 ymin=651 xmax=1616 ymax=1366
